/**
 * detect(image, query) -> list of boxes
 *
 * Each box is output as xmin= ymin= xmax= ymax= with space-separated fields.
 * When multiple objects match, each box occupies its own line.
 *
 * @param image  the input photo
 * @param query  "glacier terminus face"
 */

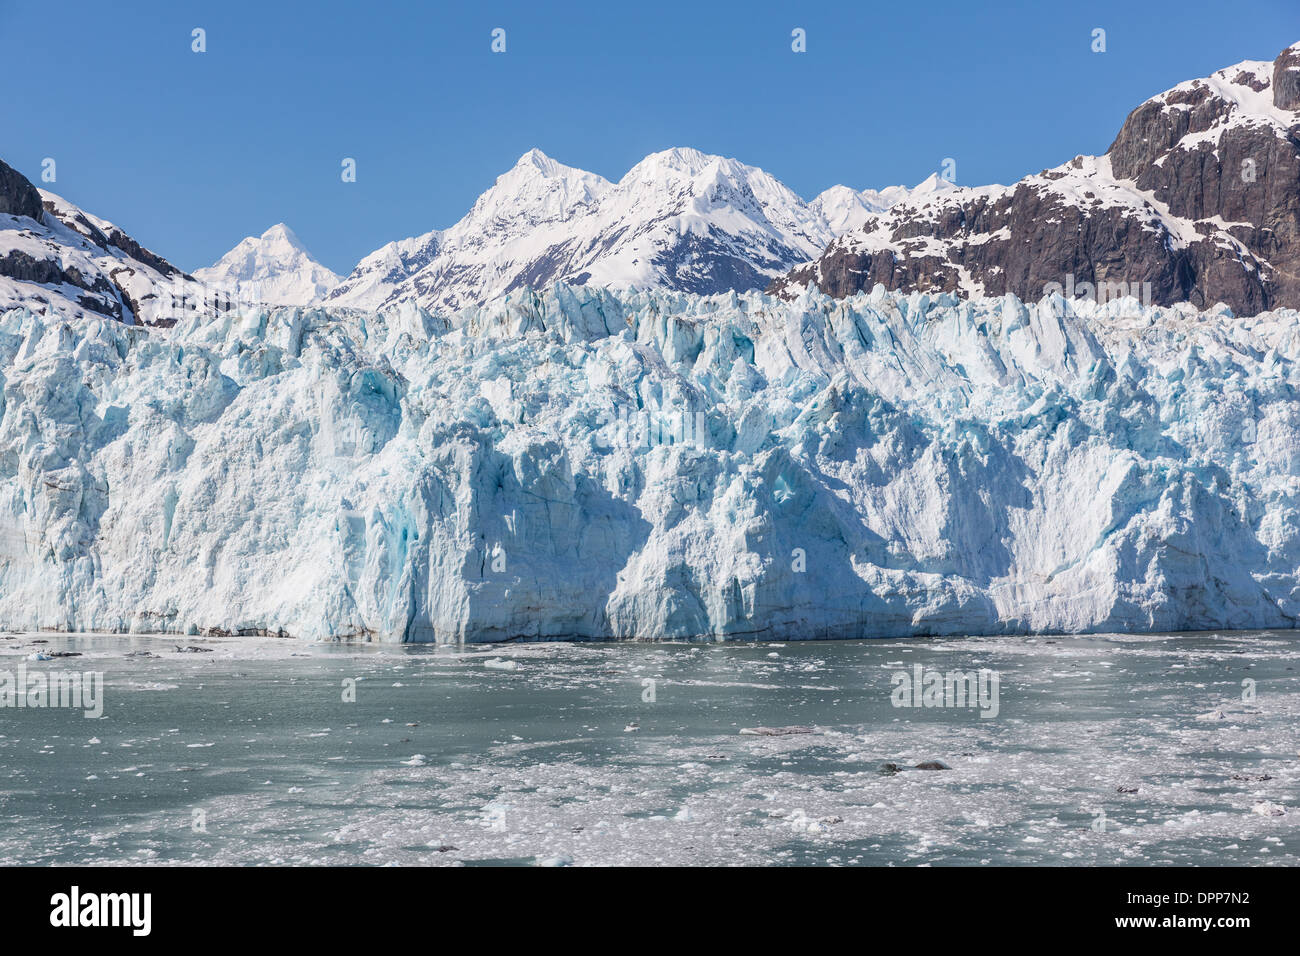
xmin=2 ymin=283 xmax=1298 ymax=642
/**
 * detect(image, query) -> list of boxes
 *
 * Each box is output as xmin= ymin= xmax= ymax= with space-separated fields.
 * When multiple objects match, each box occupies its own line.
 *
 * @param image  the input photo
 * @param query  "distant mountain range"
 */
xmin=3 ymin=42 xmax=1297 ymax=323
xmin=321 ymin=148 xmax=953 ymax=313
xmin=0 ymin=148 xmax=950 ymax=323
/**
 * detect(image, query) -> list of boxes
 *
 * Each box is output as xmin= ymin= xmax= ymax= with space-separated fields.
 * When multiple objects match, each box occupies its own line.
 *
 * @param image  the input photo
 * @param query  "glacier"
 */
xmin=1 ymin=283 xmax=1298 ymax=642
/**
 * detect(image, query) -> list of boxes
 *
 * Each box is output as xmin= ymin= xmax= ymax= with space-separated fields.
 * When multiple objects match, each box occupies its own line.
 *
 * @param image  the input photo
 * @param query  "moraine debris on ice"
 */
xmin=1 ymin=281 xmax=1300 ymax=642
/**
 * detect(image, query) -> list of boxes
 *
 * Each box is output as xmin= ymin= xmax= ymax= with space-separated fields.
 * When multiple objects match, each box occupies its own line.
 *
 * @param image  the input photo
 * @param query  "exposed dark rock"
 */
xmin=0 ymin=159 xmax=44 ymax=220
xmin=772 ymin=43 xmax=1300 ymax=318
xmin=1275 ymin=43 xmax=1300 ymax=110
xmin=0 ymin=249 xmax=77 ymax=286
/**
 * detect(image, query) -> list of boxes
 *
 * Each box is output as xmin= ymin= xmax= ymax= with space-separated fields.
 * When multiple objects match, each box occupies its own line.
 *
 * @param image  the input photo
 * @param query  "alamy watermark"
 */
xmin=595 ymin=405 xmax=708 ymax=452
xmin=50 ymin=886 xmax=150 ymax=936
xmin=890 ymin=664 xmax=1000 ymax=718
xmin=0 ymin=663 xmax=104 ymax=718
xmin=1043 ymin=274 xmax=1153 ymax=308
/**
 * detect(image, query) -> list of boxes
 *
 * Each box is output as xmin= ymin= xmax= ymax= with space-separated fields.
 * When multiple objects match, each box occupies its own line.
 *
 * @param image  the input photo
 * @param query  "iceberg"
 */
xmin=1 ymin=282 xmax=1297 ymax=642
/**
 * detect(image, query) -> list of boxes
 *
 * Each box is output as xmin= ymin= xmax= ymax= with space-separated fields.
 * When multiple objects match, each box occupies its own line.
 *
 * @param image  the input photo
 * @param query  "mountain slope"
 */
xmin=0 ymin=159 xmax=188 ymax=325
xmin=194 ymin=223 xmax=340 ymax=306
xmin=773 ymin=43 xmax=1300 ymax=317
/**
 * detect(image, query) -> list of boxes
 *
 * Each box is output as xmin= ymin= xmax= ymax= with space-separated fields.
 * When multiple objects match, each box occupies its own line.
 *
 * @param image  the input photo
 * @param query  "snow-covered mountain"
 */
xmin=775 ymin=42 xmax=1300 ymax=317
xmin=810 ymin=173 xmax=953 ymax=235
xmin=194 ymin=223 xmax=340 ymax=306
xmin=327 ymin=147 xmax=948 ymax=313
xmin=3 ymin=283 xmax=1299 ymax=640
xmin=0 ymin=159 xmax=188 ymax=325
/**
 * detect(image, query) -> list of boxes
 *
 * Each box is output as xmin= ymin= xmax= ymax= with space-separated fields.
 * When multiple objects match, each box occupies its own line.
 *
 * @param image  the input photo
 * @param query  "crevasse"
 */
xmin=1 ymin=282 xmax=1297 ymax=641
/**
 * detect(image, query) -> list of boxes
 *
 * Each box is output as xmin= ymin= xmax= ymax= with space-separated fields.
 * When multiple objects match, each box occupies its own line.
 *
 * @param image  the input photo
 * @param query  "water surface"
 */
xmin=0 ymin=631 xmax=1295 ymax=865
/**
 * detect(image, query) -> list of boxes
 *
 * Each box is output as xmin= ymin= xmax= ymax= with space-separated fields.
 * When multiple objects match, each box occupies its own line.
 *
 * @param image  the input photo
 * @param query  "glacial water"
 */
xmin=0 ymin=631 xmax=1295 ymax=866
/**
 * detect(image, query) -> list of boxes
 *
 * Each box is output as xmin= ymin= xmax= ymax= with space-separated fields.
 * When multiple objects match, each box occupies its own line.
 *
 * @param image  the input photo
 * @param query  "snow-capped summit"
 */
xmin=194 ymin=223 xmax=341 ymax=306
xmin=809 ymin=185 xmax=884 ymax=235
xmin=509 ymin=146 xmax=596 ymax=182
xmin=326 ymin=149 xmax=611 ymax=312
xmin=462 ymin=149 xmax=610 ymax=229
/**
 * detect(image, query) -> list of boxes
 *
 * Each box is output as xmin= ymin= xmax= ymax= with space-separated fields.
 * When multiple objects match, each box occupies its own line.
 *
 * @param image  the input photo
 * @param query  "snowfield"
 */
xmin=1 ymin=283 xmax=1298 ymax=641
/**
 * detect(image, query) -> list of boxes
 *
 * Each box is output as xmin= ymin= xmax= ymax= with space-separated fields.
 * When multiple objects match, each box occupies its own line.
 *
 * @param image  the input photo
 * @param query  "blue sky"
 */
xmin=1 ymin=0 xmax=1295 ymax=274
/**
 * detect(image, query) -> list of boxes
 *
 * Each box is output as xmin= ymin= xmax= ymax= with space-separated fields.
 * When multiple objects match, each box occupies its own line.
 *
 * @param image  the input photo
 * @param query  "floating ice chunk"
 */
xmin=739 ymin=726 xmax=815 ymax=736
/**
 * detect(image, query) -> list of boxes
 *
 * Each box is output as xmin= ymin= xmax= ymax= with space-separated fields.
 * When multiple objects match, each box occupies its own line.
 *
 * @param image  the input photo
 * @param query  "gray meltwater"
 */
xmin=0 ymin=631 xmax=1296 ymax=866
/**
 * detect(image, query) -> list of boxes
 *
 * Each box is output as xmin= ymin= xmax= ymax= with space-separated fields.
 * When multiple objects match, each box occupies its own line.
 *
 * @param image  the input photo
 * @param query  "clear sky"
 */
xmin=1 ymin=0 xmax=1296 ymax=275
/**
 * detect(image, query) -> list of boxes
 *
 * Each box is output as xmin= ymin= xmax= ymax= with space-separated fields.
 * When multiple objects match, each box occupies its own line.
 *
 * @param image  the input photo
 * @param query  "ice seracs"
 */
xmin=2 ymin=282 xmax=1299 ymax=642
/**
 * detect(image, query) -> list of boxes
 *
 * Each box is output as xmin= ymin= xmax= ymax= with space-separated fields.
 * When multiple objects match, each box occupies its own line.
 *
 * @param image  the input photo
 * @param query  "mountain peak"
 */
xmin=911 ymin=172 xmax=954 ymax=195
xmin=512 ymin=148 xmax=569 ymax=177
xmin=261 ymin=222 xmax=303 ymax=245
xmin=628 ymin=147 xmax=727 ymax=180
xmin=195 ymin=222 xmax=340 ymax=306
xmin=652 ymin=146 xmax=714 ymax=166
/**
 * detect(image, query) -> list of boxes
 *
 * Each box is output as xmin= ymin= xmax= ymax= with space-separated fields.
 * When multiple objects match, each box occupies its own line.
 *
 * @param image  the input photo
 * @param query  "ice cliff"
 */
xmin=2 ymin=283 xmax=1298 ymax=641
